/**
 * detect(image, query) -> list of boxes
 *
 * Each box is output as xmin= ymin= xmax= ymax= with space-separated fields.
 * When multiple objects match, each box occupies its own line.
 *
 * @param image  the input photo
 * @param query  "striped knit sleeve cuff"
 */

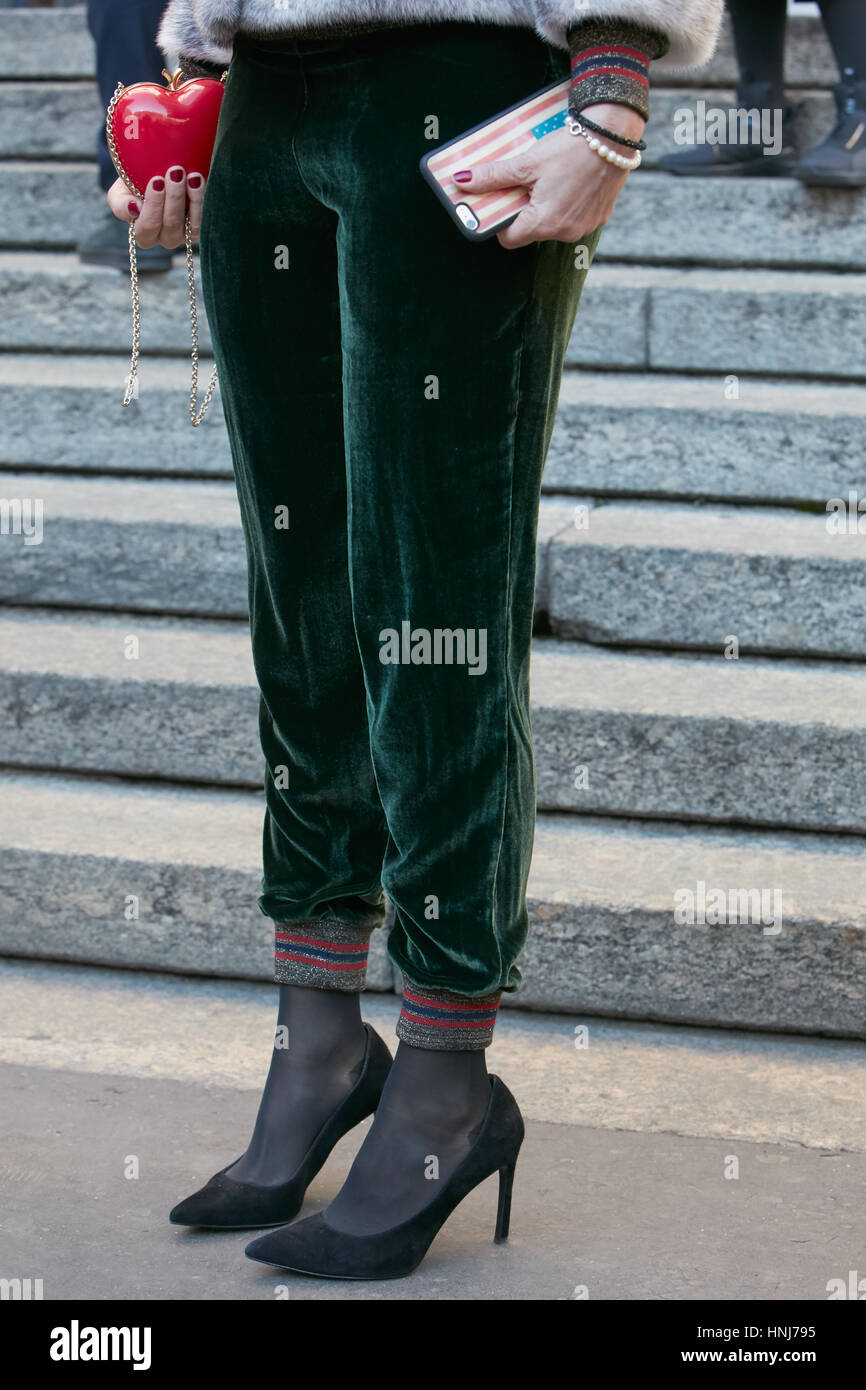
xmin=566 ymin=18 xmax=671 ymax=123
xmin=396 ymin=978 xmax=501 ymax=1051
xmin=274 ymin=919 xmax=372 ymax=991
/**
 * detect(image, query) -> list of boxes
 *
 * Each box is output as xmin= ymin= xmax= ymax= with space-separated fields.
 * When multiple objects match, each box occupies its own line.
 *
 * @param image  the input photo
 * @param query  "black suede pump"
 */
xmin=244 ymin=1074 xmax=524 ymax=1279
xmin=169 ymin=1023 xmax=393 ymax=1230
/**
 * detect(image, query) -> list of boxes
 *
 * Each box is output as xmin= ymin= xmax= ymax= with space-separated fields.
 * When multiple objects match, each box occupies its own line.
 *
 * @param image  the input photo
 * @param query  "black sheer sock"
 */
xmin=323 ymin=1042 xmax=492 ymax=1236
xmin=818 ymin=0 xmax=866 ymax=81
xmin=727 ymin=0 xmax=789 ymax=103
xmin=227 ymin=984 xmax=367 ymax=1186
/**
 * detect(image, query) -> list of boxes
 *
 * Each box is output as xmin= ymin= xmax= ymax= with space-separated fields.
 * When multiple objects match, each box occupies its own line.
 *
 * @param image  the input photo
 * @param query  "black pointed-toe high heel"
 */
xmin=244 ymin=1074 xmax=524 ymax=1279
xmin=169 ymin=1023 xmax=393 ymax=1230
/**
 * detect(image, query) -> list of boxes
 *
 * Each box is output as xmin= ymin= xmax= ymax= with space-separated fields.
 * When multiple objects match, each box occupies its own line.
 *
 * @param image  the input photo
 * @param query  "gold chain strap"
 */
xmin=124 ymin=212 xmax=219 ymax=426
xmin=183 ymin=213 xmax=219 ymax=426
xmin=122 ymin=219 xmax=141 ymax=407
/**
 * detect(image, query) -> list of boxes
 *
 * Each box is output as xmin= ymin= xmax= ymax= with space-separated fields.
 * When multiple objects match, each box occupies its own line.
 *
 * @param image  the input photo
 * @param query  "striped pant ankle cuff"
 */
xmin=274 ymin=919 xmax=372 ymax=991
xmin=396 ymin=979 xmax=501 ymax=1051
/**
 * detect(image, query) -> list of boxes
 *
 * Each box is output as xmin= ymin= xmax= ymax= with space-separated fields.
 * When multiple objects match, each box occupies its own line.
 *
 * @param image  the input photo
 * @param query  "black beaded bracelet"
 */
xmin=566 ymin=110 xmax=647 ymax=152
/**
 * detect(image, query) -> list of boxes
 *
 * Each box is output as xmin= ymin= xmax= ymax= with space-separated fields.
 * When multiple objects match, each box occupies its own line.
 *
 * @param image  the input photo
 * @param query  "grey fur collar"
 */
xmin=159 ymin=0 xmax=723 ymax=71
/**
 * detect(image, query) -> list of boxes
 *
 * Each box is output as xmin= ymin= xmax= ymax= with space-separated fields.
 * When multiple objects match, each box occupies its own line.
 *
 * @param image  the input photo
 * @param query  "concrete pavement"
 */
xmin=1 ymin=958 xmax=863 ymax=1301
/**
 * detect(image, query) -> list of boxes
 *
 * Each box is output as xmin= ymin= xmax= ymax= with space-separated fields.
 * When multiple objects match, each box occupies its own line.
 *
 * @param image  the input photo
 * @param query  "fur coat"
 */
xmin=158 ymin=0 xmax=724 ymax=72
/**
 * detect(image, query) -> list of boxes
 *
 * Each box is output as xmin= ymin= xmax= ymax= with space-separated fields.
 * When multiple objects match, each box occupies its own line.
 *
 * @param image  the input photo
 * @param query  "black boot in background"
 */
xmin=797 ymin=70 xmax=866 ymax=187
xmin=78 ymin=211 xmax=173 ymax=272
xmin=659 ymin=80 xmax=798 ymax=177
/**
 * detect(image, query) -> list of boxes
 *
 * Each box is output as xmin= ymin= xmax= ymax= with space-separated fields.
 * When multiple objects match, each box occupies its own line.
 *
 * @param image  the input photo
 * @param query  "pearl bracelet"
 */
xmin=565 ymin=114 xmax=642 ymax=171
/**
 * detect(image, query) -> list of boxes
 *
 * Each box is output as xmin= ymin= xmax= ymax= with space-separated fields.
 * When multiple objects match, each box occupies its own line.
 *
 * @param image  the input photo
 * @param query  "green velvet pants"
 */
xmin=199 ymin=21 xmax=600 ymax=1022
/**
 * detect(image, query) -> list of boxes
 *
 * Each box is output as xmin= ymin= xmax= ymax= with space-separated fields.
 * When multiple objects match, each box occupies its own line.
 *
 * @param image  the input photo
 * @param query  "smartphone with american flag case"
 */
xmin=420 ymin=76 xmax=572 ymax=241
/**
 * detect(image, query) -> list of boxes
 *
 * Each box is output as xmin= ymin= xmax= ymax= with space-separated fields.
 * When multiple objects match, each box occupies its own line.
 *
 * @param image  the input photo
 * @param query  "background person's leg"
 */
xmin=660 ymin=0 xmax=796 ymax=175
xmin=82 ymin=0 xmax=172 ymax=267
xmin=799 ymin=0 xmax=866 ymax=183
xmin=728 ymin=0 xmax=788 ymax=102
xmin=817 ymin=0 xmax=866 ymax=76
xmin=87 ymin=0 xmax=167 ymax=192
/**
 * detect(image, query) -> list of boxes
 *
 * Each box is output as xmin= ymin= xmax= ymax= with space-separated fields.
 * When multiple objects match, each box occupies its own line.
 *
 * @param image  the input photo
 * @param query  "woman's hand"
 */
xmin=451 ymin=102 xmax=645 ymax=250
xmin=106 ymin=166 xmax=206 ymax=249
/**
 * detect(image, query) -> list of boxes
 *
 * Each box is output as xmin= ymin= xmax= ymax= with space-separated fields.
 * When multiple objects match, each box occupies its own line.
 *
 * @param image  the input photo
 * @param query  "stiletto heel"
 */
xmin=494 ymin=1159 xmax=516 ymax=1243
xmin=169 ymin=1023 xmax=393 ymax=1229
xmin=245 ymin=1074 xmax=525 ymax=1279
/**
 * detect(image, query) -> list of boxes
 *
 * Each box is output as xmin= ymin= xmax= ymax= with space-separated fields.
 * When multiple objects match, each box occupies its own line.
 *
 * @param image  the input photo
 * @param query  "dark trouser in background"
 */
xmin=200 ymin=22 xmax=600 ymax=1050
xmin=728 ymin=0 xmax=866 ymax=93
xmin=86 ymin=0 xmax=167 ymax=191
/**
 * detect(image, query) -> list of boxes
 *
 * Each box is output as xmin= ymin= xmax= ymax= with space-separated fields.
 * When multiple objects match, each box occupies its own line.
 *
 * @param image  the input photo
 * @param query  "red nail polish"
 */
xmin=169 ymin=168 xmax=184 ymax=182
xmin=453 ymin=170 xmax=472 ymax=182
xmin=187 ymin=174 xmax=202 ymax=189
xmin=127 ymin=200 xmax=139 ymax=214
xmin=152 ymin=177 xmax=165 ymax=191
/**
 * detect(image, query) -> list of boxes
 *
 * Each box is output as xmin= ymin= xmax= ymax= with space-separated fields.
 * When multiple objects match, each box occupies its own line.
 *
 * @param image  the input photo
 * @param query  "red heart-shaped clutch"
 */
xmin=106 ymin=67 xmax=225 ymax=198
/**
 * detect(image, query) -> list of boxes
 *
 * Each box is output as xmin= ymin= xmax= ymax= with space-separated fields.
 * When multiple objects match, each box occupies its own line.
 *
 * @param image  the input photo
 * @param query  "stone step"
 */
xmin=2 ymin=611 xmax=866 ymax=834
xmin=0 ymin=609 xmax=260 ymax=785
xmin=0 ymin=251 xmax=202 ymax=355
xmin=0 ymin=769 xmax=861 ymax=1035
xmin=0 ymin=10 xmax=94 ymax=80
xmin=2 ymin=356 xmax=863 ymax=508
xmin=531 ymin=638 xmax=866 ymax=832
xmin=0 ymin=81 xmax=101 ymax=158
xmin=2 ymin=161 xmax=108 ymax=247
xmin=565 ymin=264 xmax=866 ymax=379
xmin=548 ymin=500 xmax=866 ymax=658
xmin=2 ymin=83 xmax=840 ymax=167
xmin=7 ymin=957 xmax=866 ymax=1157
xmin=0 ymin=472 xmax=567 ymax=617
xmin=5 ymin=163 xmax=866 ymax=274
xmin=549 ymin=372 xmax=866 ymax=505
xmin=0 ymin=354 xmax=232 ymax=473
xmin=1 ymin=253 xmax=864 ymax=379
xmin=3 ymin=86 xmax=836 ymax=168
xmin=0 ymin=9 xmax=839 ymax=87
xmin=4 ymin=476 xmax=865 ymax=656
xmin=0 ymin=472 xmax=247 ymax=616
xmin=526 ymin=813 xmax=865 ymax=1035
xmin=0 ymin=767 xmax=394 ymax=990
xmin=603 ymin=172 xmax=866 ymax=272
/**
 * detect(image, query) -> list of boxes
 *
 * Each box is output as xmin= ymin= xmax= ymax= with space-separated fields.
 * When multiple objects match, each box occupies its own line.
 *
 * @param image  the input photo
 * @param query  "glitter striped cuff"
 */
xmin=566 ymin=20 xmax=670 ymax=123
xmin=274 ymin=919 xmax=372 ymax=992
xmin=396 ymin=980 xmax=501 ymax=1051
